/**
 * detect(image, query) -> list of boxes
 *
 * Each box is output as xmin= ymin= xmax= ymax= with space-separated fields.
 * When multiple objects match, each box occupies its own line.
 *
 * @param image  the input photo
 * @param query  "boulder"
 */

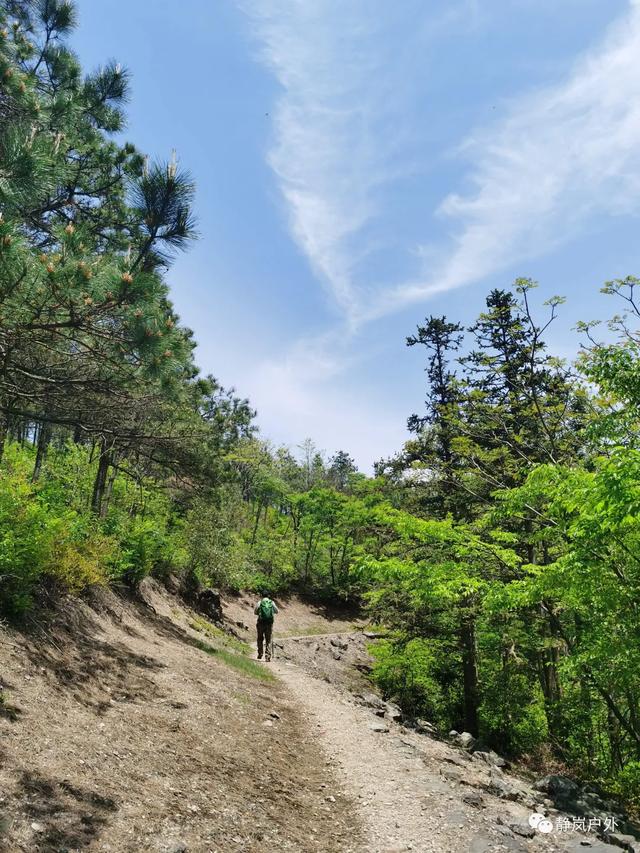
xmin=415 ymin=719 xmax=437 ymax=735
xmin=370 ymin=722 xmax=390 ymax=733
xmin=385 ymin=703 xmax=403 ymax=723
xmin=330 ymin=638 xmax=348 ymax=651
xmin=533 ymin=774 xmax=580 ymax=803
xmin=197 ymin=588 xmax=222 ymax=622
xmin=473 ymin=748 xmax=507 ymax=769
xmin=456 ymin=732 xmax=477 ymax=750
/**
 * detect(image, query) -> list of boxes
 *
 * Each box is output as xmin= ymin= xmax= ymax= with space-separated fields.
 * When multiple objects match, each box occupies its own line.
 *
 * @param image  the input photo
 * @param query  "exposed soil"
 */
xmin=222 ymin=591 xmax=364 ymax=640
xmin=0 ymin=582 xmax=362 ymax=852
xmin=274 ymin=631 xmax=636 ymax=853
xmin=0 ymin=586 xmax=636 ymax=853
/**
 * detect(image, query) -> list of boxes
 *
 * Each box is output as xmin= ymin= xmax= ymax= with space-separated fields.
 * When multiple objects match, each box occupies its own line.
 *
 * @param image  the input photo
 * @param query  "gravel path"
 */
xmin=272 ymin=633 xmax=621 ymax=853
xmin=274 ymin=656 xmax=487 ymax=853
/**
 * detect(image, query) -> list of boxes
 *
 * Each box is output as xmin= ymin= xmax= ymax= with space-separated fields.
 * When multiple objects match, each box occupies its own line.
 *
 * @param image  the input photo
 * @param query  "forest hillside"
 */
xmin=0 ymin=3 xmax=639 ymax=851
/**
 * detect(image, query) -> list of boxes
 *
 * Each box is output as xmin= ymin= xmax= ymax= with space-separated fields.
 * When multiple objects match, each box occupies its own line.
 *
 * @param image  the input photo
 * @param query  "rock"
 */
xmin=484 ymin=767 xmax=520 ymax=801
xmin=370 ymin=722 xmax=390 ymax=733
xmin=262 ymin=719 xmax=274 ymax=727
xmin=442 ymin=770 xmax=461 ymax=783
xmin=574 ymin=795 xmax=600 ymax=815
xmin=331 ymin=650 xmax=342 ymax=661
xmin=443 ymin=754 xmax=469 ymax=767
xmin=473 ymin=749 xmax=507 ymax=768
xmin=268 ymin=711 xmax=281 ymax=719
xmin=456 ymin=732 xmax=477 ymax=750
xmin=363 ymin=631 xmax=386 ymax=639
xmin=165 ymin=843 xmax=188 ymax=853
xmin=197 ymin=588 xmax=222 ymax=622
xmin=330 ymin=638 xmax=348 ymax=650
xmin=360 ymin=692 xmax=386 ymax=710
xmin=31 ymin=822 xmax=45 ymax=833
xmin=164 ymin=573 xmax=181 ymax=594
xmin=510 ymin=823 xmax=535 ymax=839
xmin=415 ymin=719 xmax=437 ymax=734
xmin=374 ymin=709 xmax=386 ymax=718
xmin=448 ymin=729 xmax=459 ymax=740
xmin=604 ymin=833 xmax=640 ymax=852
xmin=533 ymin=774 xmax=580 ymax=805
xmin=385 ymin=703 xmax=403 ymax=722
xmin=462 ymin=792 xmax=485 ymax=808
xmin=495 ymin=824 xmax=514 ymax=838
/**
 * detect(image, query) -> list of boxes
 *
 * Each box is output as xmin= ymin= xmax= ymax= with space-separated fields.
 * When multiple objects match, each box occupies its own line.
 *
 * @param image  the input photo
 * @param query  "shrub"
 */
xmin=370 ymin=637 xmax=450 ymax=724
xmin=0 ymin=443 xmax=112 ymax=615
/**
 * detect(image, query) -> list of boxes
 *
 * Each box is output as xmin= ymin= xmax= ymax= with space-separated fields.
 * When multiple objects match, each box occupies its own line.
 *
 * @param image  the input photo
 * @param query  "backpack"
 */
xmin=258 ymin=598 xmax=275 ymax=622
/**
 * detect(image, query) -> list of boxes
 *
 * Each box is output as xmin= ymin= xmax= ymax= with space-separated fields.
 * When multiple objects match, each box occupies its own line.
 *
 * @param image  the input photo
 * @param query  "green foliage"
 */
xmin=370 ymin=638 xmax=453 ymax=726
xmin=367 ymin=280 xmax=640 ymax=807
xmin=0 ymin=442 xmax=112 ymax=614
xmin=1 ymin=0 xmax=638 ymax=812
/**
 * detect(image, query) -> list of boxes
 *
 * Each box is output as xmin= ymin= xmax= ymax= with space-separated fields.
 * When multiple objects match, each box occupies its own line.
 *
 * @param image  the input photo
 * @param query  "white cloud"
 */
xmin=244 ymin=0 xmax=640 ymax=325
xmin=241 ymin=0 xmax=431 ymax=322
xmin=366 ymin=0 xmax=640 ymax=319
xmin=244 ymin=330 xmax=406 ymax=470
xmin=238 ymin=0 xmax=640 ymax=465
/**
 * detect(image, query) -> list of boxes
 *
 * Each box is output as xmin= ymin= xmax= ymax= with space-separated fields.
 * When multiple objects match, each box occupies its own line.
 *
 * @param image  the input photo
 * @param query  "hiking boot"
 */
xmin=265 ymin=655 xmax=271 ymax=662
xmin=257 ymin=653 xmax=263 ymax=660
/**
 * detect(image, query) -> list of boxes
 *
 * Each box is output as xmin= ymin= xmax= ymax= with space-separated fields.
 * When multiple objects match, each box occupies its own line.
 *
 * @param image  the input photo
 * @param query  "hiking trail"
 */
xmin=268 ymin=628 xmax=631 ymax=853
xmin=0 ymin=585 xmax=634 ymax=853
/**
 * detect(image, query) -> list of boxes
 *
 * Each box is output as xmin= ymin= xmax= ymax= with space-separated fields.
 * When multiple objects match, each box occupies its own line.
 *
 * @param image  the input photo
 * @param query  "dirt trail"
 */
xmin=271 ymin=631 xmax=629 ymax=853
xmin=0 ymin=586 xmax=364 ymax=853
xmin=274 ymin=656 xmax=472 ymax=853
xmin=1 ymin=588 xmax=635 ymax=853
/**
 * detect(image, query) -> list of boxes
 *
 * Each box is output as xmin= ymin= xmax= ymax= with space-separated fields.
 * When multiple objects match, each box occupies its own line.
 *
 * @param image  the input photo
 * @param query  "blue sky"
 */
xmin=73 ymin=0 xmax=640 ymax=471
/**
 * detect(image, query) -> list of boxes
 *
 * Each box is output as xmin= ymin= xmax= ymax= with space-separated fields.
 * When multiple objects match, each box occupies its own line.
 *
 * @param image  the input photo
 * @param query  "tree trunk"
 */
xmin=0 ymin=413 xmax=7 ymax=465
xmin=91 ymin=441 xmax=112 ymax=515
xmin=32 ymin=419 xmax=52 ymax=480
xmin=250 ymin=501 xmax=263 ymax=546
xmin=538 ymin=605 xmax=564 ymax=741
xmin=460 ymin=600 xmax=480 ymax=735
xmin=100 ymin=461 xmax=119 ymax=518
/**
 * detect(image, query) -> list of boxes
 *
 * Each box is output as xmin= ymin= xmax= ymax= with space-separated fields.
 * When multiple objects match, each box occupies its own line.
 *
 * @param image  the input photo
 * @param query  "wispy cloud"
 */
xmin=376 ymin=0 xmax=640 ymax=320
xmin=241 ymin=0 xmax=437 ymax=321
xmin=244 ymin=0 xmax=640 ymax=325
xmin=237 ymin=0 xmax=640 ymax=467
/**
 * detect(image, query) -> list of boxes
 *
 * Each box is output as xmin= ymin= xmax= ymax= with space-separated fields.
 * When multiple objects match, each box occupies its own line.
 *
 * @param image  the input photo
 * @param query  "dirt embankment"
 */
xmin=0 ymin=582 xmax=362 ymax=853
xmin=2 ymin=587 xmax=638 ymax=853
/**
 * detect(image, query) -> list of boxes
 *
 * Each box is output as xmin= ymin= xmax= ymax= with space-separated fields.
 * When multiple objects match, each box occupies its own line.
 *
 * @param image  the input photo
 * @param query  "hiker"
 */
xmin=254 ymin=591 xmax=278 ymax=661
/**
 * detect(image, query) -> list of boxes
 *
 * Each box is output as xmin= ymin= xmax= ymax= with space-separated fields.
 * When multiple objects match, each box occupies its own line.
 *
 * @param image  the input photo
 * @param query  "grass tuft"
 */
xmin=189 ymin=616 xmax=249 ymax=654
xmin=194 ymin=639 xmax=275 ymax=682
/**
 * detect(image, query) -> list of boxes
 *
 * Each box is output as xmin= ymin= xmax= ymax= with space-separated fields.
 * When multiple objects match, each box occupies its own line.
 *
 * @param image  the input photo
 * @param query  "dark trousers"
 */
xmin=257 ymin=619 xmax=273 ymax=659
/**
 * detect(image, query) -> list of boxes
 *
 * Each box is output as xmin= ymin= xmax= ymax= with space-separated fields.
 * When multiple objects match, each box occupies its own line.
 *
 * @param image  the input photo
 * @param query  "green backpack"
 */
xmin=258 ymin=598 xmax=275 ymax=622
